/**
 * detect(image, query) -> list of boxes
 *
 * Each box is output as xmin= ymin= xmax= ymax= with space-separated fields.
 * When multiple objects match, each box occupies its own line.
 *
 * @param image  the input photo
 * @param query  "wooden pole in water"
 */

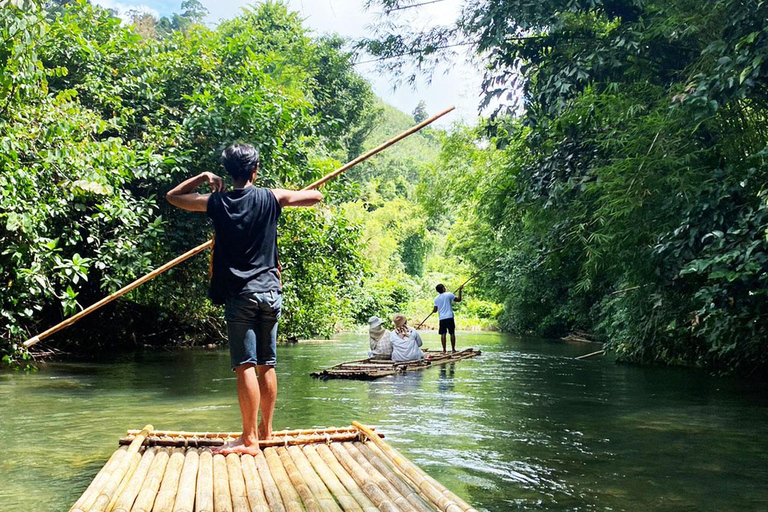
xmin=575 ymin=349 xmax=605 ymax=360
xmin=23 ymin=106 xmax=455 ymax=348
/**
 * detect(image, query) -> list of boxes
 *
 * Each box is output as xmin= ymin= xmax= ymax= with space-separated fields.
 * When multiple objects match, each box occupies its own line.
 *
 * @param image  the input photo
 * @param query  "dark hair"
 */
xmin=221 ymin=143 xmax=260 ymax=181
xmin=436 ymin=284 xmax=446 ymax=293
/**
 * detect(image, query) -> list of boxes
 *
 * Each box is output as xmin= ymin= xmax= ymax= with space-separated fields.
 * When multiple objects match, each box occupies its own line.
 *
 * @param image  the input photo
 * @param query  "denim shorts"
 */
xmin=224 ymin=290 xmax=282 ymax=369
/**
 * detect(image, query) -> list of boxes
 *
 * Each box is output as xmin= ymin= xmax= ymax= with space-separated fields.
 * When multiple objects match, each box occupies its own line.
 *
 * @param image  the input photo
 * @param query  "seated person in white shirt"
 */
xmin=368 ymin=316 xmax=393 ymax=359
xmin=390 ymin=314 xmax=424 ymax=362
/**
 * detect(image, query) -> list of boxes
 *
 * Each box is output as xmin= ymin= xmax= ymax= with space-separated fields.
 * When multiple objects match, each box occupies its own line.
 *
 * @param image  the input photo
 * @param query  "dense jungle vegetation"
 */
xmin=2 ymin=0 xmax=767 ymax=377
xmin=0 ymin=0 xmax=495 ymax=367
xmin=362 ymin=0 xmax=768 ymax=376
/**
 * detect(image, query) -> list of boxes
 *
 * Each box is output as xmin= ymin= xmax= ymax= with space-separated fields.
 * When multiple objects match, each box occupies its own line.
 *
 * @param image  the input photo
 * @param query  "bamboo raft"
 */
xmin=70 ymin=423 xmax=478 ymax=512
xmin=310 ymin=349 xmax=481 ymax=380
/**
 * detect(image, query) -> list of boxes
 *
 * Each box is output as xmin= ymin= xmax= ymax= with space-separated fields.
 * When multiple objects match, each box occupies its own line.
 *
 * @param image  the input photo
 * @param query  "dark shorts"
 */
xmin=224 ymin=290 xmax=282 ymax=370
xmin=438 ymin=317 xmax=456 ymax=335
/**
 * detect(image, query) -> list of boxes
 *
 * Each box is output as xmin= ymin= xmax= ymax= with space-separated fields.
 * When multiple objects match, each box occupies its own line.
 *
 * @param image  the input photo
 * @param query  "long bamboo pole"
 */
xmin=24 ymin=106 xmax=455 ymax=348
xmin=415 ymin=258 xmax=498 ymax=329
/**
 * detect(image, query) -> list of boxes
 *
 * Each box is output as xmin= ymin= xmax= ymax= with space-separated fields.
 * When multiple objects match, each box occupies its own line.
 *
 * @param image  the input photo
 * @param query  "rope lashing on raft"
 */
xmin=23 ymin=106 xmax=456 ymax=348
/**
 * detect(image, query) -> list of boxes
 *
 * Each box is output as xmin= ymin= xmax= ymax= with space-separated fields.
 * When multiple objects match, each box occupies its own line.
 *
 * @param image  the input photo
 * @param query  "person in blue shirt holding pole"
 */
xmin=432 ymin=283 xmax=462 ymax=353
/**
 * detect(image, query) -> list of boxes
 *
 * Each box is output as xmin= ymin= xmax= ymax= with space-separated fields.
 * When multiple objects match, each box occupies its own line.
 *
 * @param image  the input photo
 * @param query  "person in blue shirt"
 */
xmin=432 ymin=283 xmax=463 ymax=353
xmin=166 ymin=143 xmax=322 ymax=455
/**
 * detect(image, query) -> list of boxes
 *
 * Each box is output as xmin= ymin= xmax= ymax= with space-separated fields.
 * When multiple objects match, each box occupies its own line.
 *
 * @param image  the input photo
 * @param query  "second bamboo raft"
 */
xmin=69 ymin=423 xmax=478 ymax=512
xmin=311 ymin=349 xmax=481 ymax=380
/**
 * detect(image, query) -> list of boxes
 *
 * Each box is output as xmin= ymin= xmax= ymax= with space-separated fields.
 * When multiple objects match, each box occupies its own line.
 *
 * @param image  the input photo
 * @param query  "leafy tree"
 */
xmin=362 ymin=0 xmax=768 ymax=375
xmin=412 ymin=100 xmax=427 ymax=123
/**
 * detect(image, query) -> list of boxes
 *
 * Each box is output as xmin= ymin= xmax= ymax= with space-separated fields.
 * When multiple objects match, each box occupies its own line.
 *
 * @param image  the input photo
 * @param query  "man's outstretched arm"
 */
xmin=166 ymin=172 xmax=226 ymax=212
xmin=271 ymin=189 xmax=323 ymax=207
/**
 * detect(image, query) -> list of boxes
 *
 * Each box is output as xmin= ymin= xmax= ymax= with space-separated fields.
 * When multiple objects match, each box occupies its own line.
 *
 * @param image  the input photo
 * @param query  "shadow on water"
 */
xmin=1 ymin=331 xmax=767 ymax=511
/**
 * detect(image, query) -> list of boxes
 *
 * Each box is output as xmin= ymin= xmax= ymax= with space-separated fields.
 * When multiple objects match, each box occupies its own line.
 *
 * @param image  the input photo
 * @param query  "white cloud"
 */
xmin=93 ymin=0 xmax=160 ymax=22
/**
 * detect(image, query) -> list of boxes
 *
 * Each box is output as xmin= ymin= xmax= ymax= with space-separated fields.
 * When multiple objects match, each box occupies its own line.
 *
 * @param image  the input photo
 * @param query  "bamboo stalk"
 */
xmin=277 ymin=446 xmax=322 ymax=512
xmin=196 ymin=449 xmax=214 ymax=512
xmin=287 ymin=445 xmax=343 ymax=512
xmin=302 ymin=445 xmax=365 ymax=512
xmin=241 ymin=454 xmax=271 ymax=512
xmin=352 ymin=423 xmax=474 ymax=512
xmin=264 ymin=447 xmax=305 ymax=512
xmin=24 ymin=106 xmax=455 ymax=348
xmin=152 ymin=447 xmax=186 ymax=512
xmin=575 ymin=349 xmax=605 ymax=360
xmin=102 ymin=451 xmax=141 ymax=512
xmin=125 ymin=426 xmax=369 ymax=439
xmin=253 ymin=451 xmax=287 ymax=512
xmin=212 ymin=453 xmax=233 ymax=512
xmin=131 ymin=447 xmax=171 ymax=512
xmin=328 ymin=443 xmax=402 ymax=512
xmin=341 ymin=443 xmax=419 ymax=512
xmin=351 ymin=442 xmax=436 ymax=512
xmin=111 ymin=448 xmax=157 ymax=512
xmin=119 ymin=432 xmax=364 ymax=448
xmin=301 ymin=106 xmax=455 ymax=191
xmin=315 ymin=445 xmax=378 ymax=512
xmin=226 ymin=453 xmax=251 ymax=512
xmin=69 ymin=447 xmax=128 ymax=512
xmin=172 ymin=449 xmax=199 ymax=512
xmin=70 ymin=425 xmax=153 ymax=512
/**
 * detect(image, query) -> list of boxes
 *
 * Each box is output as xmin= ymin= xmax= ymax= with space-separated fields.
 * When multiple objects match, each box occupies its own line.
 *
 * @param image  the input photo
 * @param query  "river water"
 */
xmin=1 ymin=332 xmax=767 ymax=512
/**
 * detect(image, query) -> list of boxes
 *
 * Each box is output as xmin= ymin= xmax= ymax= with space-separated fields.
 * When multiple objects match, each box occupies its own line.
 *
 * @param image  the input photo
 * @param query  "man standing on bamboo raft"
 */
xmin=433 ymin=283 xmax=462 ymax=353
xmin=166 ymin=143 xmax=323 ymax=455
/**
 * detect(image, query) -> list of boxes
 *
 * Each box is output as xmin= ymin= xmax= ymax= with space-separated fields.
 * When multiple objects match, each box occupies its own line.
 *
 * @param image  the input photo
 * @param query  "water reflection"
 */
xmin=1 ymin=332 xmax=768 ymax=512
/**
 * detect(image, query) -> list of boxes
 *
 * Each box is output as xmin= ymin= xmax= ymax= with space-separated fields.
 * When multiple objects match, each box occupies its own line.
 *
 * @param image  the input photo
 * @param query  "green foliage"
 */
xmin=364 ymin=0 xmax=768 ymax=375
xmin=1 ymin=0 xmax=375 ymax=365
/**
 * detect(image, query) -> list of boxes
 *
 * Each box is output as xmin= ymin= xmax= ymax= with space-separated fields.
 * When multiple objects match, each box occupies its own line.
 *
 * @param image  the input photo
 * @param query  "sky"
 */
xmin=92 ymin=0 xmax=484 ymax=127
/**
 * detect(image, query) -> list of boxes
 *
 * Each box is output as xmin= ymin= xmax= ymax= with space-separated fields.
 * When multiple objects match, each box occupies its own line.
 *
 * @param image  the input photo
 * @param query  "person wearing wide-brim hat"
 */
xmin=368 ymin=315 xmax=393 ymax=359
xmin=389 ymin=314 xmax=424 ymax=362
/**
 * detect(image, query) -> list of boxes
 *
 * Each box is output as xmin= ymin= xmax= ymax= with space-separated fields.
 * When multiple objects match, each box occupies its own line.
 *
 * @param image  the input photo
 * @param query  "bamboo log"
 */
xmin=125 ymin=426 xmax=369 ymax=439
xmin=351 ymin=443 xmax=435 ymax=512
xmin=152 ymin=447 xmax=186 ymax=512
xmin=328 ymin=443 xmax=402 ymax=512
xmin=286 ymin=445 xmax=343 ymax=512
xmin=264 ymin=447 xmax=305 ymax=512
xmin=71 ymin=424 xmax=153 ymax=512
xmin=131 ymin=447 xmax=171 ymax=512
xmin=277 ymin=446 xmax=322 ymax=512
xmin=315 ymin=445 xmax=378 ymax=512
xmin=575 ymin=349 xmax=605 ymax=360
xmin=341 ymin=443 xmax=419 ymax=512
xmin=24 ymin=106 xmax=455 ymax=348
xmin=104 ymin=450 xmax=142 ymax=512
xmin=241 ymin=454 xmax=271 ymax=512
xmin=172 ymin=449 xmax=199 ymax=512
xmin=196 ymin=449 xmax=214 ymax=512
xmin=253 ymin=451 xmax=287 ymax=512
xmin=301 ymin=106 xmax=454 ymax=190
xmin=69 ymin=447 xmax=128 ymax=512
xmin=226 ymin=453 xmax=251 ymax=512
xmin=111 ymin=448 xmax=157 ymax=512
xmin=365 ymin=439 xmax=463 ymax=512
xmin=352 ymin=423 xmax=474 ymax=512
xmin=213 ymin=453 xmax=233 ymax=512
xmin=302 ymin=445 xmax=365 ymax=512
xmin=119 ymin=432 xmax=365 ymax=448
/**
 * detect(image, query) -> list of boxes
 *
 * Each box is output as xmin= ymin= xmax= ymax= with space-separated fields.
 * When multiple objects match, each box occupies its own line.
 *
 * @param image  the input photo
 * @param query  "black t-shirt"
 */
xmin=206 ymin=186 xmax=282 ymax=304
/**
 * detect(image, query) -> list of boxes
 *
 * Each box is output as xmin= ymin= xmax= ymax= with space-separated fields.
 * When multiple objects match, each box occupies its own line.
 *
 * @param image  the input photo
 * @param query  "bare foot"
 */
xmin=213 ymin=436 xmax=261 ymax=455
xmin=258 ymin=423 xmax=272 ymax=441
